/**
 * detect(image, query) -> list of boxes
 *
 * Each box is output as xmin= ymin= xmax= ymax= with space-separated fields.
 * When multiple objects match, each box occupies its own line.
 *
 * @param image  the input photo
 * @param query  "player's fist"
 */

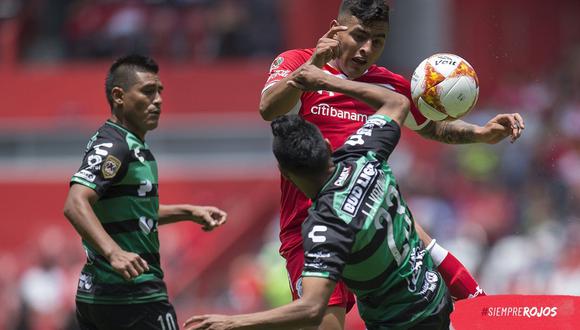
xmin=476 ymin=113 xmax=525 ymax=144
xmin=189 ymin=205 xmax=228 ymax=231
xmin=288 ymin=64 xmax=328 ymax=91
xmin=108 ymin=249 xmax=149 ymax=281
xmin=308 ymin=25 xmax=348 ymax=68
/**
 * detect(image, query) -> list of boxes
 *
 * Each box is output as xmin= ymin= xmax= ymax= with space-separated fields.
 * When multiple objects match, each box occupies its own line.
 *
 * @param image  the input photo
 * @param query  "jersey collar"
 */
xmin=105 ymin=120 xmax=146 ymax=144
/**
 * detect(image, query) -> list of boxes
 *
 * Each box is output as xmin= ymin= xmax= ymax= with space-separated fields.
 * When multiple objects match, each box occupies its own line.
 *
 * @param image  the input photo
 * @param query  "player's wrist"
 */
xmin=428 ymin=241 xmax=449 ymax=267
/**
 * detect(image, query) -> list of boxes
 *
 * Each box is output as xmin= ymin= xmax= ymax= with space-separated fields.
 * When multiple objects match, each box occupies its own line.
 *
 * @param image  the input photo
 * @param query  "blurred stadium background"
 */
xmin=0 ymin=0 xmax=578 ymax=329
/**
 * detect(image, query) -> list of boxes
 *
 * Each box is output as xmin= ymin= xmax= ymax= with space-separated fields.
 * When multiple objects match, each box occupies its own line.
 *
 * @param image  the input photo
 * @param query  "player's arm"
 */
xmin=259 ymin=25 xmax=347 ymax=121
xmin=158 ymin=204 xmax=227 ymax=231
xmin=417 ymin=113 xmax=524 ymax=144
xmin=288 ymin=64 xmax=410 ymax=126
xmin=415 ymin=222 xmax=486 ymax=300
xmin=183 ymin=277 xmax=335 ymax=330
xmin=63 ymin=184 xmax=149 ymax=280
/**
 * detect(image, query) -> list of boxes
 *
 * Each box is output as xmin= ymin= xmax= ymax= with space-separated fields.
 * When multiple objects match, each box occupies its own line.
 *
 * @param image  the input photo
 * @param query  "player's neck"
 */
xmin=295 ymin=165 xmax=336 ymax=200
xmin=109 ymin=114 xmax=147 ymax=141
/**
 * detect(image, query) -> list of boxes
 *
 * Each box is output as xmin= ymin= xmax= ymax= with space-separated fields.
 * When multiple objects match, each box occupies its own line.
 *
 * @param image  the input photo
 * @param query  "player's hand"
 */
xmin=189 ymin=205 xmax=228 ymax=231
xmin=183 ymin=314 xmax=233 ymax=330
xmin=308 ymin=25 xmax=348 ymax=68
xmin=476 ymin=113 xmax=525 ymax=144
xmin=288 ymin=64 xmax=328 ymax=91
xmin=107 ymin=249 xmax=149 ymax=281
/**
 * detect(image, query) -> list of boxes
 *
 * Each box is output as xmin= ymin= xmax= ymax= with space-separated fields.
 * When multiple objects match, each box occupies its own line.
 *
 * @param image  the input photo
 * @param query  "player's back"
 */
xmin=312 ymin=151 xmax=448 ymax=328
xmin=302 ymin=115 xmax=449 ymax=328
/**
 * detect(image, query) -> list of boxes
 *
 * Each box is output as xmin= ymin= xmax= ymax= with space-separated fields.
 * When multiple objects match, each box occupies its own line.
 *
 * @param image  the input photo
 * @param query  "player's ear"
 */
xmin=330 ymin=19 xmax=339 ymax=29
xmin=324 ymin=138 xmax=333 ymax=153
xmin=112 ymin=87 xmax=124 ymax=106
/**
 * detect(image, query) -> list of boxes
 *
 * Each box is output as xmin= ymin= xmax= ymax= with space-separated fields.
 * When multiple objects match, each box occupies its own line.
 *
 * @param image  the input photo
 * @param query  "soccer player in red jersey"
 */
xmin=259 ymin=1 xmax=524 ymax=329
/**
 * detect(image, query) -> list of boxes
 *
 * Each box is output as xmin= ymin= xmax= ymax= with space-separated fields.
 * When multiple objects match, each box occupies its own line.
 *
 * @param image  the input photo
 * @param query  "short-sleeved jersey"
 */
xmin=70 ymin=120 xmax=167 ymax=304
xmin=263 ymin=48 xmax=431 ymax=255
xmin=301 ymin=115 xmax=447 ymax=329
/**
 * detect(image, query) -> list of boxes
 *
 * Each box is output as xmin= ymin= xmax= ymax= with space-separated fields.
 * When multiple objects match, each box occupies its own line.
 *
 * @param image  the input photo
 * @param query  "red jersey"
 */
xmin=263 ymin=48 xmax=430 ymax=255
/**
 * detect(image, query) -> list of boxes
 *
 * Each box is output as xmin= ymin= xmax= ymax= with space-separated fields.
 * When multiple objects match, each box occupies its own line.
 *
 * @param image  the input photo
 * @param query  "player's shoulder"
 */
xmin=85 ymin=121 xmax=132 ymax=155
xmin=364 ymin=65 xmax=411 ymax=89
xmin=269 ymin=48 xmax=313 ymax=70
xmin=276 ymin=48 xmax=314 ymax=59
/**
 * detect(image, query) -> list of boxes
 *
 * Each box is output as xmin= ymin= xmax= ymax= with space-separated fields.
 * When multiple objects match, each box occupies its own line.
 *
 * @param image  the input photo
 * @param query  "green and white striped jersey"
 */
xmin=71 ymin=120 xmax=167 ymax=304
xmin=302 ymin=114 xmax=449 ymax=329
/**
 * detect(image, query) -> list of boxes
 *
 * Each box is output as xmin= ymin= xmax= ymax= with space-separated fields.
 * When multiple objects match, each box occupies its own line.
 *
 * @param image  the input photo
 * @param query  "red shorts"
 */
xmin=283 ymin=243 xmax=356 ymax=313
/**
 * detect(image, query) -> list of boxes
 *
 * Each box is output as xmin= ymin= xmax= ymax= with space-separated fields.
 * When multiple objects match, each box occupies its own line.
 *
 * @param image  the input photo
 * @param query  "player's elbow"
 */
xmin=63 ymin=192 xmax=86 ymax=224
xmin=259 ymin=100 xmax=276 ymax=121
xmin=63 ymin=196 xmax=78 ymax=222
xmin=389 ymin=93 xmax=410 ymax=113
xmin=300 ymin=299 xmax=327 ymax=326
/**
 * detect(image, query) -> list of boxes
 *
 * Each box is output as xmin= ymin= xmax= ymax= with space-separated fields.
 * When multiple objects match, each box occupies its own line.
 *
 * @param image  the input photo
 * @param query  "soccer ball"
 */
xmin=410 ymin=53 xmax=479 ymax=121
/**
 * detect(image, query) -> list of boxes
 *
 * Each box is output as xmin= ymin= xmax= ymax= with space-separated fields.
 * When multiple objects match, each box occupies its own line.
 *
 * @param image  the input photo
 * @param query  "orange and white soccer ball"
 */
xmin=410 ymin=53 xmax=479 ymax=121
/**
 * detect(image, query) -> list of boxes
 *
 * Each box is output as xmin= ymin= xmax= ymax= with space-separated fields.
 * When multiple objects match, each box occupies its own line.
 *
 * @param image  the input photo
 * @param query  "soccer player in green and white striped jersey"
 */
xmin=64 ymin=55 xmax=227 ymax=330
xmin=184 ymin=65 xmax=451 ymax=330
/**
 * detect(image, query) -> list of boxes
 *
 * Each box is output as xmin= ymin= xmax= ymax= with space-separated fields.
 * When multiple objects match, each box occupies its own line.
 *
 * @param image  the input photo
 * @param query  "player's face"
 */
xmin=122 ymin=71 xmax=163 ymax=137
xmin=333 ymin=16 xmax=388 ymax=79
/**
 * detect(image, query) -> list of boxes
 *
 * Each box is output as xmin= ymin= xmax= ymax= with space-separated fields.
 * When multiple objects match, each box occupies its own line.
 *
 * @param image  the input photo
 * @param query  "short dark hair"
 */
xmin=271 ymin=115 xmax=330 ymax=176
xmin=105 ymin=54 xmax=159 ymax=108
xmin=339 ymin=0 xmax=390 ymax=25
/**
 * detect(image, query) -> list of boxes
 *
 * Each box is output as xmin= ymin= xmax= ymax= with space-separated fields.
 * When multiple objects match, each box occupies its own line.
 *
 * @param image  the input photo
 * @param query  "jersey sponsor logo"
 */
xmin=334 ymin=165 xmax=352 ymax=187
xmin=307 ymin=225 xmax=328 ymax=243
xmin=78 ymin=272 xmax=94 ymax=292
xmin=316 ymin=90 xmax=335 ymax=96
xmin=93 ymin=143 xmax=113 ymax=156
xmin=74 ymin=169 xmax=96 ymax=182
xmin=468 ymin=286 xmax=484 ymax=299
xmin=139 ymin=216 xmax=157 ymax=234
xmin=310 ymin=103 xmax=368 ymax=123
xmin=102 ymin=155 xmax=121 ymax=179
xmin=366 ymin=116 xmax=388 ymax=127
xmin=304 ymin=262 xmax=326 ymax=270
xmin=418 ymin=270 xmax=439 ymax=298
xmin=269 ymin=56 xmax=284 ymax=71
xmin=306 ymin=252 xmax=332 ymax=258
xmin=138 ymin=180 xmax=153 ymax=197
xmin=341 ymin=162 xmax=377 ymax=216
xmin=344 ymin=120 xmax=378 ymax=146
xmin=87 ymin=154 xmax=103 ymax=169
xmin=85 ymin=133 xmax=98 ymax=151
xmin=134 ymin=147 xmax=145 ymax=163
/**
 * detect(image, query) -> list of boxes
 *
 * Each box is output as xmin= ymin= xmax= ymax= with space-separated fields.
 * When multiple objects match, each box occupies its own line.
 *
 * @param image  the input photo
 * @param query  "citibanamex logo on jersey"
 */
xmin=310 ymin=103 xmax=368 ymax=122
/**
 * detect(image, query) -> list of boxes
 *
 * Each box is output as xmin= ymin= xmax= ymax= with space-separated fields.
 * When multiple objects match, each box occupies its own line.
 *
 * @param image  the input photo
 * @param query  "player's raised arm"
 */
xmin=288 ymin=64 xmax=410 ymax=126
xmin=259 ymin=25 xmax=347 ymax=121
xmin=416 ymin=113 xmax=525 ymax=144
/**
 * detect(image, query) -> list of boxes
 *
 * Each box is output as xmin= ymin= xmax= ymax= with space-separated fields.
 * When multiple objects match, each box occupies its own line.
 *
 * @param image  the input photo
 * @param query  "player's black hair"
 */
xmin=105 ymin=54 xmax=159 ymax=108
xmin=271 ymin=115 xmax=330 ymax=176
xmin=339 ymin=0 xmax=390 ymax=25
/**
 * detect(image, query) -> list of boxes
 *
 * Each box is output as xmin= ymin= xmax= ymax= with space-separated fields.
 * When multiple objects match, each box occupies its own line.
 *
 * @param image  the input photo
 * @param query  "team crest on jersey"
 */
xmin=269 ymin=57 xmax=284 ymax=71
xmin=102 ymin=155 xmax=121 ymax=179
xmin=295 ymin=277 xmax=303 ymax=298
